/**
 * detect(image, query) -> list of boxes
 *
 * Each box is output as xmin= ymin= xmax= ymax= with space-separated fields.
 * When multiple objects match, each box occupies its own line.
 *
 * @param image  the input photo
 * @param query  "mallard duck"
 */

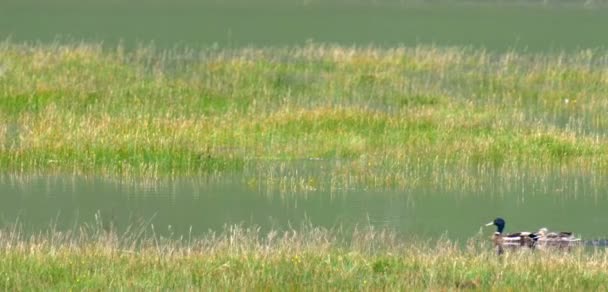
xmin=485 ymin=217 xmax=536 ymax=254
xmin=485 ymin=218 xmax=581 ymax=254
xmin=534 ymin=227 xmax=581 ymax=250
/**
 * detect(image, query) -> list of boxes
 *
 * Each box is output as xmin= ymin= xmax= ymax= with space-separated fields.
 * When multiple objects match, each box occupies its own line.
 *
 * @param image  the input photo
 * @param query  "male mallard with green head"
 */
xmin=485 ymin=217 xmax=536 ymax=254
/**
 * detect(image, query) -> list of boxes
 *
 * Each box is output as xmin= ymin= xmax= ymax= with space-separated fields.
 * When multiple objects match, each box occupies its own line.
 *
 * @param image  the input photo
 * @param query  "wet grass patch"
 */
xmin=0 ymin=42 xmax=607 ymax=185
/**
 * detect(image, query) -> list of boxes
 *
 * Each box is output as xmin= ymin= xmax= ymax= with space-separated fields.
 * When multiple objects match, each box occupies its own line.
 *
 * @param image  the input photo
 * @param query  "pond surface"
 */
xmin=1 ymin=170 xmax=607 ymax=243
xmin=1 ymin=0 xmax=608 ymax=52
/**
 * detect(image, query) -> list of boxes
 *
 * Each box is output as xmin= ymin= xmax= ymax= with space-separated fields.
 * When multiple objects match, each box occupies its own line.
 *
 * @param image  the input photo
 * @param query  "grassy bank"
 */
xmin=1 ymin=42 xmax=608 ymax=190
xmin=0 ymin=223 xmax=607 ymax=290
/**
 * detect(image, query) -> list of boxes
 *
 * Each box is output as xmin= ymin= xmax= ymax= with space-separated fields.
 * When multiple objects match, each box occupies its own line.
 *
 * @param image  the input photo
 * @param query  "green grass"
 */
xmin=1 ymin=42 xmax=608 ymax=191
xmin=1 ymin=222 xmax=608 ymax=290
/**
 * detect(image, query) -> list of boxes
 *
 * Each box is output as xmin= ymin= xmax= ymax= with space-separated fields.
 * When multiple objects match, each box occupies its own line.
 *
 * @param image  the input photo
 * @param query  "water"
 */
xmin=1 ymin=1 xmax=608 ymax=52
xmin=2 ymin=170 xmax=608 ymax=242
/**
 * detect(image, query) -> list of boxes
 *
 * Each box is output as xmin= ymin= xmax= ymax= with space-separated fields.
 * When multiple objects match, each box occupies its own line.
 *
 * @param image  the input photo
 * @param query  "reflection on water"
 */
xmin=1 ymin=166 xmax=607 ymax=242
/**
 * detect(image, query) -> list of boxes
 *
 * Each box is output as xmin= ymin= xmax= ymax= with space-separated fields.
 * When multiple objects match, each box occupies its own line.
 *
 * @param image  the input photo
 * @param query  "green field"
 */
xmin=1 ymin=42 xmax=607 ymax=190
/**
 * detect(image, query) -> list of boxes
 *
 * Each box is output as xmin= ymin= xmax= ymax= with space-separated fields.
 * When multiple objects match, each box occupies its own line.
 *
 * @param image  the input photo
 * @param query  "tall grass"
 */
xmin=0 ymin=220 xmax=607 ymax=290
xmin=1 ymin=41 xmax=607 ymax=191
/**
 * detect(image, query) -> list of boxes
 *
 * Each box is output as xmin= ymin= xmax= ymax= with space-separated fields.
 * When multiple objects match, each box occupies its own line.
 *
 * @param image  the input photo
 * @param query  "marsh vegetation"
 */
xmin=2 ymin=222 xmax=608 ymax=290
xmin=1 ymin=42 xmax=607 ymax=190
xmin=1 ymin=6 xmax=608 ymax=286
